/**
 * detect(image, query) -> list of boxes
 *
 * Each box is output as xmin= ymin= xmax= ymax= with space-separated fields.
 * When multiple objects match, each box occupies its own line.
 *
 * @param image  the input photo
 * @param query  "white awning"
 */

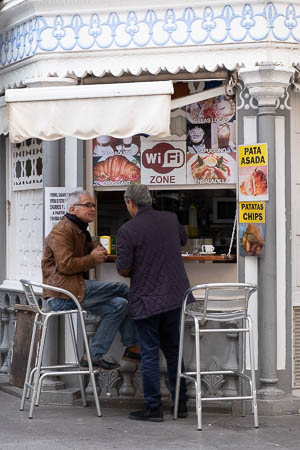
xmin=0 ymin=97 xmax=8 ymax=135
xmin=5 ymin=81 xmax=173 ymax=143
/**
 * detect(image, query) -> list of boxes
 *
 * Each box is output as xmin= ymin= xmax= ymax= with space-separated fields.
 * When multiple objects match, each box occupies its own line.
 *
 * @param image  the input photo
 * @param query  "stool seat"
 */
xmin=174 ymin=282 xmax=258 ymax=430
xmin=20 ymin=279 xmax=101 ymax=419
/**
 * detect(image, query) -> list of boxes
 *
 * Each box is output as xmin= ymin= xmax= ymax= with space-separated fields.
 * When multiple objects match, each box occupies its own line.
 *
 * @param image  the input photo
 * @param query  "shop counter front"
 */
xmin=95 ymin=255 xmax=237 ymax=286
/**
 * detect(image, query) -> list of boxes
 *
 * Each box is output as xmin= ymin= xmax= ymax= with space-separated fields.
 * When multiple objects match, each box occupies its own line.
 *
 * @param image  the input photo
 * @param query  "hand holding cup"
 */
xmin=91 ymin=246 xmax=108 ymax=264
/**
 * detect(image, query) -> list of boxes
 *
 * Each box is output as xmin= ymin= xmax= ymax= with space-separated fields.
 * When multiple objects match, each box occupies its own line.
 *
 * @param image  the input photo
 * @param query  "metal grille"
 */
xmin=293 ymin=306 xmax=300 ymax=387
xmin=12 ymin=139 xmax=43 ymax=191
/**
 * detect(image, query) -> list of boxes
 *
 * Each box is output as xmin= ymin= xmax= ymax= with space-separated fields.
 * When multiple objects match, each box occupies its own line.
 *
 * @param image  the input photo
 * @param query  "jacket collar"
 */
xmin=136 ymin=206 xmax=153 ymax=217
xmin=64 ymin=215 xmax=91 ymax=240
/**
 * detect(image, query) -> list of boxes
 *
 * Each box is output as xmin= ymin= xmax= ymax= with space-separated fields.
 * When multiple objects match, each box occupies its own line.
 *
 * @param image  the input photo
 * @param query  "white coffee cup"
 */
xmin=97 ymin=135 xmax=111 ymax=145
xmin=123 ymin=137 xmax=132 ymax=148
xmin=202 ymin=244 xmax=215 ymax=253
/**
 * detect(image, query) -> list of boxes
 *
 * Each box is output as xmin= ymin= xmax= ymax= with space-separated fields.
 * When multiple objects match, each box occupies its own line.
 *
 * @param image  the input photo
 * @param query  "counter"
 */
xmin=106 ymin=254 xmax=236 ymax=263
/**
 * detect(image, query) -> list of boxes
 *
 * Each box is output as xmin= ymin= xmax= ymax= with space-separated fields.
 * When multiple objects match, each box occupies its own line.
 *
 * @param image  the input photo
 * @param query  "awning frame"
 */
xmin=171 ymin=85 xmax=225 ymax=109
xmin=5 ymin=81 xmax=174 ymax=103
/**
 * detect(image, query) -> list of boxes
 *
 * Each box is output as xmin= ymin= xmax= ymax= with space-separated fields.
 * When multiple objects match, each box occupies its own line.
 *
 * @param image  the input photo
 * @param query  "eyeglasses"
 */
xmin=73 ymin=202 xmax=96 ymax=208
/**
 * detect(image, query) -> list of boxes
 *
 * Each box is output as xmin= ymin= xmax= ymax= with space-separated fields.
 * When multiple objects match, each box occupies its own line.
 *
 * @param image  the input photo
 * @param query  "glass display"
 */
xmin=96 ymin=188 xmax=236 ymax=256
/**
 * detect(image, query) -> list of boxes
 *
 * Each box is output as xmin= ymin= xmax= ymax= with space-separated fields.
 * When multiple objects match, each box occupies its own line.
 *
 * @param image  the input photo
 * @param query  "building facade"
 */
xmin=1 ymin=0 xmax=300 ymax=412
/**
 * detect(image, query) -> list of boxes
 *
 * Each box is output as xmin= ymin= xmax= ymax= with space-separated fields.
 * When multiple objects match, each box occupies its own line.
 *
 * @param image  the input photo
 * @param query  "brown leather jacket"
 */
xmin=42 ymin=217 xmax=97 ymax=302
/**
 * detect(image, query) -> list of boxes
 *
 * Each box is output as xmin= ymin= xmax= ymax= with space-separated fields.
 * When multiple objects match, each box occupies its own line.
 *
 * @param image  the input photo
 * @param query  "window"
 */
xmin=12 ymin=139 xmax=43 ymax=191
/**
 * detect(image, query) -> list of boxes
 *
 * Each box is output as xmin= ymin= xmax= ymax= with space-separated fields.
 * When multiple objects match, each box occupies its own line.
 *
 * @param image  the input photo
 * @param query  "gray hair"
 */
xmin=124 ymin=184 xmax=152 ymax=207
xmin=66 ymin=190 xmax=91 ymax=211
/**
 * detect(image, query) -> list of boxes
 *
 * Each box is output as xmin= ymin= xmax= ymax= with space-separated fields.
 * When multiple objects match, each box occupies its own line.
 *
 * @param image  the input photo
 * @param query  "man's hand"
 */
xmin=91 ymin=246 xmax=108 ymax=264
xmin=118 ymin=269 xmax=131 ymax=277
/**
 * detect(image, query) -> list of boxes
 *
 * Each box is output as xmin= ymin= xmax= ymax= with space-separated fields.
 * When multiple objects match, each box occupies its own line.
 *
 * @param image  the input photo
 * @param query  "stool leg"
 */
xmin=29 ymin=316 xmax=48 ymax=419
xmin=174 ymin=309 xmax=185 ymax=420
xmin=29 ymin=367 xmax=42 ymax=406
xmin=20 ymin=313 xmax=39 ymax=411
xmin=248 ymin=315 xmax=259 ymax=428
xmin=79 ymin=311 xmax=101 ymax=417
xmin=27 ymin=367 xmax=37 ymax=399
xmin=67 ymin=314 xmax=87 ymax=407
xmin=89 ymin=371 xmax=101 ymax=416
xmin=194 ymin=318 xmax=202 ymax=431
xmin=240 ymin=319 xmax=246 ymax=417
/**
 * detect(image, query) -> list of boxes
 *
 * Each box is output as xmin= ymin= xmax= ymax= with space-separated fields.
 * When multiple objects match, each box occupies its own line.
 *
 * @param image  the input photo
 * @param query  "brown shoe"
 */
xmin=80 ymin=355 xmax=120 ymax=370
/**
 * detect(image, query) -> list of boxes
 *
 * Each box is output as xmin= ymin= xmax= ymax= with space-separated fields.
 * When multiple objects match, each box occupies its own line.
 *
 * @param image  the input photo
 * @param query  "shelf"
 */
xmin=181 ymin=254 xmax=236 ymax=262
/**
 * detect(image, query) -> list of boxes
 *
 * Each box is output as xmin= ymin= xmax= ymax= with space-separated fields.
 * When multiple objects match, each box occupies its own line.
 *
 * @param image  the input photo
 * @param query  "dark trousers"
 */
xmin=135 ymin=308 xmax=188 ymax=409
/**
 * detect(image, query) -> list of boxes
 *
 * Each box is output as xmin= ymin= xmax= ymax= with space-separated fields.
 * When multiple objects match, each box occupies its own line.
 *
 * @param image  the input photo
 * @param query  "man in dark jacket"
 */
xmin=42 ymin=190 xmax=140 ymax=370
xmin=116 ymin=184 xmax=189 ymax=422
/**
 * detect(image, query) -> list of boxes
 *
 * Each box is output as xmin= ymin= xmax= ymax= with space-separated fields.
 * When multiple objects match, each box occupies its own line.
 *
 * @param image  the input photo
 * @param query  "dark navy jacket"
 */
xmin=116 ymin=206 xmax=190 ymax=320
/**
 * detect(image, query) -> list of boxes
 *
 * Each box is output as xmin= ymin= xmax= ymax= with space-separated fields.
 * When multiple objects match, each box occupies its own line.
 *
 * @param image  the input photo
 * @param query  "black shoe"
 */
xmin=129 ymin=405 xmax=164 ymax=422
xmin=171 ymin=401 xmax=188 ymax=418
xmin=80 ymin=355 xmax=120 ymax=371
xmin=121 ymin=348 xmax=141 ymax=363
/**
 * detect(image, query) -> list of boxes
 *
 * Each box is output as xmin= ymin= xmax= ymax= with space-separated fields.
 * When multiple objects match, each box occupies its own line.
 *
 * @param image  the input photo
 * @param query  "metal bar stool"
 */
xmin=174 ymin=282 xmax=258 ymax=430
xmin=20 ymin=279 xmax=101 ymax=419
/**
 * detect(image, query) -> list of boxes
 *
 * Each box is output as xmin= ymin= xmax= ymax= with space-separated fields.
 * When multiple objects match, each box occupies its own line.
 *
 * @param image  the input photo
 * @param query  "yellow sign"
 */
xmin=239 ymin=202 xmax=265 ymax=223
xmin=238 ymin=143 xmax=267 ymax=167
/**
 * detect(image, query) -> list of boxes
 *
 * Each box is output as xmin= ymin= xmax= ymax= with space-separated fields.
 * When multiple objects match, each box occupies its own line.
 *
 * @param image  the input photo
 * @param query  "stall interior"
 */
xmin=96 ymin=188 xmax=237 ymax=257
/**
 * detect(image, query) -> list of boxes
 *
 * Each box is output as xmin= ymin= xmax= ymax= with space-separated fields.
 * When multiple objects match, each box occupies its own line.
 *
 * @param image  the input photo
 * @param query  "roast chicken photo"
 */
xmin=93 ymin=155 xmax=140 ymax=183
xmin=240 ymin=168 xmax=267 ymax=196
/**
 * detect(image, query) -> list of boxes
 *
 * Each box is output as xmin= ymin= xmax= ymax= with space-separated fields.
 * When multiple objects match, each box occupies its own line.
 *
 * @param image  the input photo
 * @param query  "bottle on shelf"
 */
xmin=188 ymin=203 xmax=198 ymax=238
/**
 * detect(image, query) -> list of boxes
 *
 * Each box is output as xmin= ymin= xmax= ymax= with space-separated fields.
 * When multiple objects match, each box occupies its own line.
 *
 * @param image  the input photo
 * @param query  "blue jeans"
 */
xmin=48 ymin=280 xmax=137 ymax=361
xmin=135 ymin=308 xmax=188 ymax=409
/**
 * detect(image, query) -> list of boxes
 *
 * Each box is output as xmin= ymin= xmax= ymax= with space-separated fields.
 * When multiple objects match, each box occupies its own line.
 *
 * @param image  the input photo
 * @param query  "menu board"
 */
xmin=93 ymin=136 xmax=141 ymax=186
xmin=239 ymin=202 xmax=265 ymax=257
xmin=141 ymin=140 xmax=186 ymax=185
xmin=186 ymin=95 xmax=237 ymax=185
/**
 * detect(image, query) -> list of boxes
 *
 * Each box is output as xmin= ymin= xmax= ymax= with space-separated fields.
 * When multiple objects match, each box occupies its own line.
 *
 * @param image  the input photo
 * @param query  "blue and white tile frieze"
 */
xmin=1 ymin=2 xmax=300 ymax=67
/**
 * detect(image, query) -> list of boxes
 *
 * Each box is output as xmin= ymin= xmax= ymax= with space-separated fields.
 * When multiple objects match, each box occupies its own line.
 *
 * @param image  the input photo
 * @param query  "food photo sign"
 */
xmin=93 ymin=135 xmax=141 ymax=186
xmin=141 ymin=140 xmax=186 ymax=185
xmin=238 ymin=143 xmax=268 ymax=201
xmin=239 ymin=201 xmax=265 ymax=257
xmin=186 ymin=95 xmax=237 ymax=185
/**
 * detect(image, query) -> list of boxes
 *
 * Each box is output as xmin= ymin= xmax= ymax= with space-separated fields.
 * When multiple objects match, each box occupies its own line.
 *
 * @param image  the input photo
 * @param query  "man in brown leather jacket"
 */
xmin=42 ymin=190 xmax=140 ymax=370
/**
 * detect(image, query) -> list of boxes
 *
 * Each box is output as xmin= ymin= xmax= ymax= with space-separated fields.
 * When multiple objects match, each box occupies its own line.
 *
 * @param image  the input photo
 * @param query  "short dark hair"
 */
xmin=124 ymin=185 xmax=152 ymax=207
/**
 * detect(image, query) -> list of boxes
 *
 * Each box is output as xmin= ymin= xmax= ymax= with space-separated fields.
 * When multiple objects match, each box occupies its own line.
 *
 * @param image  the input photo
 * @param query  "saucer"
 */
xmin=199 ymin=252 xmax=216 ymax=255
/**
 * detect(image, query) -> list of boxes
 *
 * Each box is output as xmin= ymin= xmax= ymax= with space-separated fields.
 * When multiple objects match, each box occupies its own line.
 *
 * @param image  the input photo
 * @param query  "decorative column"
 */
xmin=0 ymin=307 xmax=9 ymax=373
xmin=40 ymin=140 xmax=65 ymax=391
xmin=239 ymin=64 xmax=294 ymax=398
xmin=30 ymin=76 xmax=78 ymax=393
xmin=223 ymin=328 xmax=239 ymax=397
xmin=0 ymin=135 xmax=6 ymax=284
